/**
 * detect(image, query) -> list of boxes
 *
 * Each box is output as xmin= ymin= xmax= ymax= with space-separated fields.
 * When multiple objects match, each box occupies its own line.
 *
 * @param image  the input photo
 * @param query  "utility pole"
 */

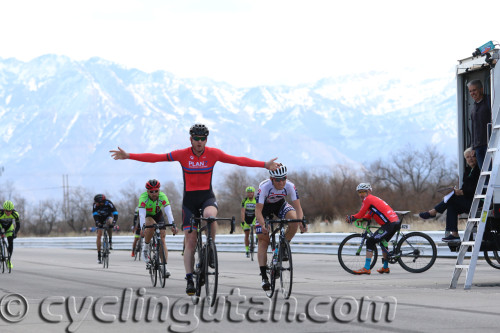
xmin=62 ymin=174 xmax=69 ymax=220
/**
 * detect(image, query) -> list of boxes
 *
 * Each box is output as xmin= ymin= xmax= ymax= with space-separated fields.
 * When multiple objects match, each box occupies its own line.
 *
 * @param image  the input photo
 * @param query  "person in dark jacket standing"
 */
xmin=468 ymin=79 xmax=491 ymax=169
xmin=419 ymin=148 xmax=480 ymax=242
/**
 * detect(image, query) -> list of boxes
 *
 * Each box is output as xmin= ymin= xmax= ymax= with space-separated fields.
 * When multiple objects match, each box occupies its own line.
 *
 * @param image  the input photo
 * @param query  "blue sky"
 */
xmin=1 ymin=0 xmax=499 ymax=87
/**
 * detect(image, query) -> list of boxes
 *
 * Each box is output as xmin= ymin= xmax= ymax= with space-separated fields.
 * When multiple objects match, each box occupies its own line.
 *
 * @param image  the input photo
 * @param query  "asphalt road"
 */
xmin=1 ymin=248 xmax=500 ymax=333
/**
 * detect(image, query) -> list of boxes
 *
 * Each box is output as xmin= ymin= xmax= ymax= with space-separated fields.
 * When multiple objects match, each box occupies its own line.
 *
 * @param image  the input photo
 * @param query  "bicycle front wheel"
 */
xmin=205 ymin=240 xmax=218 ymax=307
xmin=266 ymin=247 xmax=276 ymax=298
xmin=279 ymin=240 xmax=293 ymax=299
xmin=149 ymin=243 xmax=158 ymax=287
xmin=191 ymin=242 xmax=203 ymax=305
xmin=102 ymin=233 xmax=109 ymax=269
xmin=0 ymin=240 xmax=6 ymax=273
xmin=158 ymin=240 xmax=167 ymax=288
xmin=338 ymin=234 xmax=378 ymax=274
xmin=396 ymin=232 xmax=437 ymax=273
xmin=484 ymin=250 xmax=500 ymax=269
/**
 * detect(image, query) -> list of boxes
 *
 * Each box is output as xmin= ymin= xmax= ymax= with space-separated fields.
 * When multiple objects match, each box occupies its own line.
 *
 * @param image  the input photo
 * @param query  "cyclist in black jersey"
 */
xmin=131 ymin=207 xmax=143 ymax=257
xmin=241 ymin=186 xmax=257 ymax=257
xmin=92 ymin=194 xmax=118 ymax=264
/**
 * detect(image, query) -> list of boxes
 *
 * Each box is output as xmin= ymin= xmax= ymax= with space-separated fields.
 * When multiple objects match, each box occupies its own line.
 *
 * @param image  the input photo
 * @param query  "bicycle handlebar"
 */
xmin=188 ymin=216 xmax=236 ymax=234
xmin=353 ymin=219 xmax=372 ymax=229
xmin=144 ymin=223 xmax=176 ymax=228
xmin=266 ymin=217 xmax=308 ymax=229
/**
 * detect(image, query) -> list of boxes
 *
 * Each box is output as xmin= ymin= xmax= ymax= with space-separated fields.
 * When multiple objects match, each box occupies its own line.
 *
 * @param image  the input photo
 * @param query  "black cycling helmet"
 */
xmin=189 ymin=123 xmax=209 ymax=137
xmin=146 ymin=179 xmax=161 ymax=190
xmin=94 ymin=194 xmax=106 ymax=203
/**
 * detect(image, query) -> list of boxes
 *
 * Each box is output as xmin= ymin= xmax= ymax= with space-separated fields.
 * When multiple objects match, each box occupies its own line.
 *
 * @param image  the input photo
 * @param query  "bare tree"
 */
xmin=366 ymin=145 xmax=456 ymax=210
xmin=30 ymin=200 xmax=61 ymax=235
xmin=66 ymin=186 xmax=94 ymax=232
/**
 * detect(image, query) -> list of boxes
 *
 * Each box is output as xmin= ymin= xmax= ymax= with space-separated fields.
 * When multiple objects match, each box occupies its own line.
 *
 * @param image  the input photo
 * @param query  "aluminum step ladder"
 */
xmin=450 ymin=124 xmax=500 ymax=289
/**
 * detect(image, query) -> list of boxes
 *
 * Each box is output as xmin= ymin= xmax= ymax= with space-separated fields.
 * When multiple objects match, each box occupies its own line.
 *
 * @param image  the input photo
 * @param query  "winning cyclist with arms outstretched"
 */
xmin=110 ymin=123 xmax=280 ymax=295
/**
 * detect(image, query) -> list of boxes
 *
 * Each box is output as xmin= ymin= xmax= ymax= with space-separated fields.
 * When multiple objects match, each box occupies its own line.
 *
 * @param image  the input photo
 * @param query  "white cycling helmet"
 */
xmin=356 ymin=183 xmax=372 ymax=191
xmin=269 ymin=164 xmax=287 ymax=178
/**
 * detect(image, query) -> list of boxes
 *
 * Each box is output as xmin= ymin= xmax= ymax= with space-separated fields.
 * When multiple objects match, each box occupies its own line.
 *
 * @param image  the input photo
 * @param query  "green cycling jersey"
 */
xmin=138 ymin=191 xmax=171 ymax=216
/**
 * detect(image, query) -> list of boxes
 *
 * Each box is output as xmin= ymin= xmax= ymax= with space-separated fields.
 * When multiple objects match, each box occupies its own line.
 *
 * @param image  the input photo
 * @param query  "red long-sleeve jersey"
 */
xmin=129 ymin=147 xmax=265 ymax=192
xmin=352 ymin=194 xmax=399 ymax=226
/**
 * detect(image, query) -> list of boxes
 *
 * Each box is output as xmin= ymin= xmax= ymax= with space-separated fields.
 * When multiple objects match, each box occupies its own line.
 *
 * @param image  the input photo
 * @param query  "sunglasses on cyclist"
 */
xmin=192 ymin=136 xmax=207 ymax=142
xmin=148 ymin=190 xmax=159 ymax=193
xmin=357 ymin=190 xmax=368 ymax=194
xmin=273 ymin=177 xmax=287 ymax=182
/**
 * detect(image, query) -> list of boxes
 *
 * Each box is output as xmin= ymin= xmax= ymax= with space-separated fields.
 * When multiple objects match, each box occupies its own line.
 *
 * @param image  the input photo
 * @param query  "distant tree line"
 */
xmin=0 ymin=146 xmax=457 ymax=236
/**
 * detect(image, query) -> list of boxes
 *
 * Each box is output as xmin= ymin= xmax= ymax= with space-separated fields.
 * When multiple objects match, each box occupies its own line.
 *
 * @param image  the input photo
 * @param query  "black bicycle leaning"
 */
xmin=101 ymin=225 xmax=111 ymax=269
xmin=0 ymin=227 xmax=12 ymax=274
xmin=338 ymin=211 xmax=437 ymax=274
xmin=265 ymin=218 xmax=308 ymax=299
xmin=189 ymin=213 xmax=235 ymax=307
xmin=145 ymin=223 xmax=175 ymax=288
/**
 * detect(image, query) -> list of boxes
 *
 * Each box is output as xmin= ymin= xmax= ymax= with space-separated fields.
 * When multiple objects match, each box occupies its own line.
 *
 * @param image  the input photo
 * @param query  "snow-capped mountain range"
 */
xmin=0 ymin=55 xmax=457 ymax=200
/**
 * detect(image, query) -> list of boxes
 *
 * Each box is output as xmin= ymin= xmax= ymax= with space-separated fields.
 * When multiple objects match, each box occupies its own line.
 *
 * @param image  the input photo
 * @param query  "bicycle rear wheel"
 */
xmin=205 ymin=240 xmax=218 ymax=307
xmin=338 ymin=234 xmax=378 ymax=274
xmin=158 ymin=240 xmax=167 ymax=288
xmin=279 ymin=240 xmax=293 ymax=299
xmin=484 ymin=250 xmax=500 ymax=269
xmin=396 ymin=232 xmax=437 ymax=273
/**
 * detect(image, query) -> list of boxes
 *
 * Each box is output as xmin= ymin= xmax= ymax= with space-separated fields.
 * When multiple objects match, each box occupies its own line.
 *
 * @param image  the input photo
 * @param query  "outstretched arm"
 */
xmin=110 ymin=147 xmax=130 ymax=160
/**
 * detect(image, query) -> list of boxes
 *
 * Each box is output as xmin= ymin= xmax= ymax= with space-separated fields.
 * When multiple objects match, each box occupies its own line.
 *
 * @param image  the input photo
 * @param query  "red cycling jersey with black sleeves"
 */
xmin=129 ymin=147 xmax=265 ymax=192
xmin=352 ymin=194 xmax=399 ymax=226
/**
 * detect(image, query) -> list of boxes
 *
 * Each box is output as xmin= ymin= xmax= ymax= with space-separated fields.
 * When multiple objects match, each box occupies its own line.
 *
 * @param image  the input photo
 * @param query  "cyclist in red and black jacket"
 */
xmin=110 ymin=123 xmax=280 ymax=296
xmin=346 ymin=183 xmax=400 ymax=275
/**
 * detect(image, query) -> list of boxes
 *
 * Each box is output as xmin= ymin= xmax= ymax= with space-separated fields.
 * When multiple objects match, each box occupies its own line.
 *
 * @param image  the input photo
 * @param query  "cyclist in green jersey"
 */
xmin=0 ymin=200 xmax=20 ymax=269
xmin=139 ymin=179 xmax=178 ymax=276
xmin=241 ymin=186 xmax=257 ymax=257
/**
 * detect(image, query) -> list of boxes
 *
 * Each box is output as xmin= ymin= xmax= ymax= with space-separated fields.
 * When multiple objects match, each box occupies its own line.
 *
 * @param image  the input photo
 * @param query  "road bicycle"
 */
xmin=144 ymin=222 xmax=175 ymax=288
xmin=265 ymin=218 xmax=308 ymax=299
xmin=101 ymin=225 xmax=111 ymax=269
xmin=189 ymin=213 xmax=235 ymax=307
xmin=338 ymin=211 xmax=437 ymax=274
xmin=0 ymin=227 xmax=12 ymax=274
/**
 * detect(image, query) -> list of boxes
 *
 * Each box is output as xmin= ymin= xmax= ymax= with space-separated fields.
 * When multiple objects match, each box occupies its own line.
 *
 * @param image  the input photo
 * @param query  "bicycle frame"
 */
xmin=352 ymin=219 xmax=401 ymax=257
